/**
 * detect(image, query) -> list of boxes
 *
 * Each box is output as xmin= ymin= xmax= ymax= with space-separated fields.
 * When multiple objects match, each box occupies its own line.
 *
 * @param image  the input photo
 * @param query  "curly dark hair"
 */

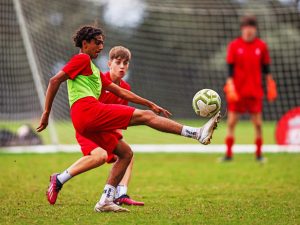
xmin=73 ymin=25 xmax=104 ymax=48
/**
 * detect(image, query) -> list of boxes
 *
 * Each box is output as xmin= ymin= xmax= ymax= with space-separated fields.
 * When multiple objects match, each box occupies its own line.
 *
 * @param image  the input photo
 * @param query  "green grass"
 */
xmin=1 ymin=153 xmax=299 ymax=225
xmin=0 ymin=120 xmax=277 ymax=144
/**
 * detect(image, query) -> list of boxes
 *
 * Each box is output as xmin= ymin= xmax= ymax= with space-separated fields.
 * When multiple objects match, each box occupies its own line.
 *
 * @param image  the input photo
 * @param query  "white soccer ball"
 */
xmin=192 ymin=89 xmax=221 ymax=118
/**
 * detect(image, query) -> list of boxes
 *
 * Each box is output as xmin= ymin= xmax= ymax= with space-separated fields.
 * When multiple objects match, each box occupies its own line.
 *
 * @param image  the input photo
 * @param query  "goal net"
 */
xmin=1 ymin=0 xmax=300 ymax=148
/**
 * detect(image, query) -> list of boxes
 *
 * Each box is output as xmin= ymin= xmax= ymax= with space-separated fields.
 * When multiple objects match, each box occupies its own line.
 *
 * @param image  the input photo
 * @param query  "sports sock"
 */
xmin=99 ymin=184 xmax=116 ymax=204
xmin=255 ymin=137 xmax=263 ymax=158
xmin=181 ymin=126 xmax=201 ymax=139
xmin=225 ymin=136 xmax=234 ymax=158
xmin=116 ymin=185 xmax=128 ymax=198
xmin=57 ymin=170 xmax=72 ymax=184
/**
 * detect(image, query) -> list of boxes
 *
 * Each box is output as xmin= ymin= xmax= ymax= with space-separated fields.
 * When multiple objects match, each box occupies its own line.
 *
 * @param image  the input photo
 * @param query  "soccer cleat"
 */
xmin=46 ymin=173 xmax=63 ymax=205
xmin=198 ymin=111 xmax=221 ymax=145
xmin=114 ymin=195 xmax=144 ymax=206
xmin=94 ymin=201 xmax=130 ymax=212
xmin=218 ymin=156 xmax=233 ymax=162
xmin=256 ymin=156 xmax=267 ymax=163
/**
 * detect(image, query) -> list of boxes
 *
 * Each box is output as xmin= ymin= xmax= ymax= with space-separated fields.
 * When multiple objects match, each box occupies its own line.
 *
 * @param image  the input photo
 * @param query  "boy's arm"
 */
xmin=36 ymin=71 xmax=69 ymax=132
xmin=105 ymin=83 xmax=172 ymax=118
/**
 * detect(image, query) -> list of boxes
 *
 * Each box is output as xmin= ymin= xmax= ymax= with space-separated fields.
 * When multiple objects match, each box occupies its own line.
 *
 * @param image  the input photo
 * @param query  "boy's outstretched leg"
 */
xmin=129 ymin=109 xmax=220 ymax=145
xmin=46 ymin=148 xmax=107 ymax=205
xmin=94 ymin=140 xmax=133 ymax=212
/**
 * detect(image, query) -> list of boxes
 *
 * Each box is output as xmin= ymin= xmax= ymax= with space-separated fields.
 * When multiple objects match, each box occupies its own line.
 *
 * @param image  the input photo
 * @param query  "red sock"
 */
xmin=225 ymin=136 xmax=234 ymax=158
xmin=255 ymin=138 xmax=263 ymax=158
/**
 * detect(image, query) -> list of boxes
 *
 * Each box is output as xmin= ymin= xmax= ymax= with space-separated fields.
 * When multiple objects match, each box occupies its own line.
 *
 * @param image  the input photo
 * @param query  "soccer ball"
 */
xmin=192 ymin=89 xmax=221 ymax=117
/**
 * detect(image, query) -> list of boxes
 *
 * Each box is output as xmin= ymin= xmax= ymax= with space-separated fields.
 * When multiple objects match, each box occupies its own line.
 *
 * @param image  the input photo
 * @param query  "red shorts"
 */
xmin=71 ymin=97 xmax=135 ymax=162
xmin=228 ymin=97 xmax=262 ymax=114
xmin=76 ymin=130 xmax=121 ymax=163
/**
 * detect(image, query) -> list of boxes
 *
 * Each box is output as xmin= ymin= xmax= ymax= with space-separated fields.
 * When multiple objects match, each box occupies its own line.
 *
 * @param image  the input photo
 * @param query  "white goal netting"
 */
xmin=0 ymin=0 xmax=300 ymax=147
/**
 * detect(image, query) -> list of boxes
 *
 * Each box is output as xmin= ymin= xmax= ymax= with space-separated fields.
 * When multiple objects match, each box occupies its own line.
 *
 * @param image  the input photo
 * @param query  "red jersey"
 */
xmin=226 ymin=37 xmax=271 ymax=98
xmin=99 ymin=72 xmax=131 ymax=105
xmin=62 ymin=53 xmax=111 ymax=85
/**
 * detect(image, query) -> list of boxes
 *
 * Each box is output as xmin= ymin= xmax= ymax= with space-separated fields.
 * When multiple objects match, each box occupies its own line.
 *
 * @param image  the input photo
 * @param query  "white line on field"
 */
xmin=0 ymin=144 xmax=299 ymax=154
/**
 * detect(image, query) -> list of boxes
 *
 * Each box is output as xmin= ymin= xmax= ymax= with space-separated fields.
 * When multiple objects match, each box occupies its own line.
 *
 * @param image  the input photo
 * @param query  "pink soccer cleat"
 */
xmin=114 ymin=195 xmax=144 ymax=206
xmin=46 ymin=173 xmax=63 ymax=205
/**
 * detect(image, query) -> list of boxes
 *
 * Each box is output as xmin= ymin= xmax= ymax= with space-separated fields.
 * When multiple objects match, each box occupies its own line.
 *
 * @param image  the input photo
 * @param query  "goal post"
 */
xmin=12 ymin=0 xmax=59 ymax=145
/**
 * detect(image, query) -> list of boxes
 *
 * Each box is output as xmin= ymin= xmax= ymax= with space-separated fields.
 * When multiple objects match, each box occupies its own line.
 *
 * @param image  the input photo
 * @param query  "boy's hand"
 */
xmin=150 ymin=103 xmax=172 ymax=118
xmin=36 ymin=111 xmax=50 ymax=132
xmin=266 ymin=76 xmax=277 ymax=102
xmin=224 ymin=79 xmax=239 ymax=103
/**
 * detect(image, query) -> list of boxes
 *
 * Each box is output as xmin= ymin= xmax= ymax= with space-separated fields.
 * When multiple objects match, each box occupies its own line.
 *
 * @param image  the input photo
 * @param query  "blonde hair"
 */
xmin=109 ymin=46 xmax=131 ymax=61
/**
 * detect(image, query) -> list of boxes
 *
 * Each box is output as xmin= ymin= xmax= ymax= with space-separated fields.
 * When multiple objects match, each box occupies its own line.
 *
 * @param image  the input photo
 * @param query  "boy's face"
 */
xmin=241 ymin=26 xmax=257 ymax=42
xmin=82 ymin=35 xmax=104 ymax=59
xmin=108 ymin=57 xmax=129 ymax=79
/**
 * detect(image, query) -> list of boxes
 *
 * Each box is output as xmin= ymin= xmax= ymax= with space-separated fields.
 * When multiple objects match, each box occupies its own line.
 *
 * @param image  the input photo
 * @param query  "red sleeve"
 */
xmin=226 ymin=41 xmax=235 ymax=64
xmin=262 ymin=43 xmax=271 ymax=65
xmin=100 ymin=72 xmax=112 ymax=87
xmin=62 ymin=54 xmax=92 ymax=80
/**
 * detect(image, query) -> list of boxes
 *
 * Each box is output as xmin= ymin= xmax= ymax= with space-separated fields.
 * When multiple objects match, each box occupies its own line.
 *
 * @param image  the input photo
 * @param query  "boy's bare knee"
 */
xmin=123 ymin=148 xmax=133 ymax=160
xmin=93 ymin=155 xmax=107 ymax=166
xmin=90 ymin=149 xmax=107 ymax=166
xmin=143 ymin=110 xmax=156 ymax=122
xmin=131 ymin=109 xmax=156 ymax=125
xmin=118 ymin=148 xmax=133 ymax=162
xmin=131 ymin=109 xmax=149 ymax=125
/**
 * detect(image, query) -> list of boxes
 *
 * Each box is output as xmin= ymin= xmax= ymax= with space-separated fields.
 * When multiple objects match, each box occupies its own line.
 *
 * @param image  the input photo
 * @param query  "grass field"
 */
xmin=1 ymin=152 xmax=299 ymax=225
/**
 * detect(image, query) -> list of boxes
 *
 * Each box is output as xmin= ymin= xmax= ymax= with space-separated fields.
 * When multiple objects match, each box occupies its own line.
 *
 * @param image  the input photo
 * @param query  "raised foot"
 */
xmin=198 ymin=111 xmax=221 ymax=145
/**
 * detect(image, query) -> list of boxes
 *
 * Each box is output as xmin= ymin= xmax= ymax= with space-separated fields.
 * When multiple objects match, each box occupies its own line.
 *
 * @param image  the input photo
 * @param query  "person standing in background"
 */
xmin=223 ymin=15 xmax=277 ymax=162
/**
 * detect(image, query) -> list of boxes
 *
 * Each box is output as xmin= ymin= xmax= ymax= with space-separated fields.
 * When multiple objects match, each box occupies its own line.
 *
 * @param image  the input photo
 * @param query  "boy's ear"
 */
xmin=107 ymin=60 xmax=112 ymax=68
xmin=82 ymin=40 xmax=87 ymax=48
